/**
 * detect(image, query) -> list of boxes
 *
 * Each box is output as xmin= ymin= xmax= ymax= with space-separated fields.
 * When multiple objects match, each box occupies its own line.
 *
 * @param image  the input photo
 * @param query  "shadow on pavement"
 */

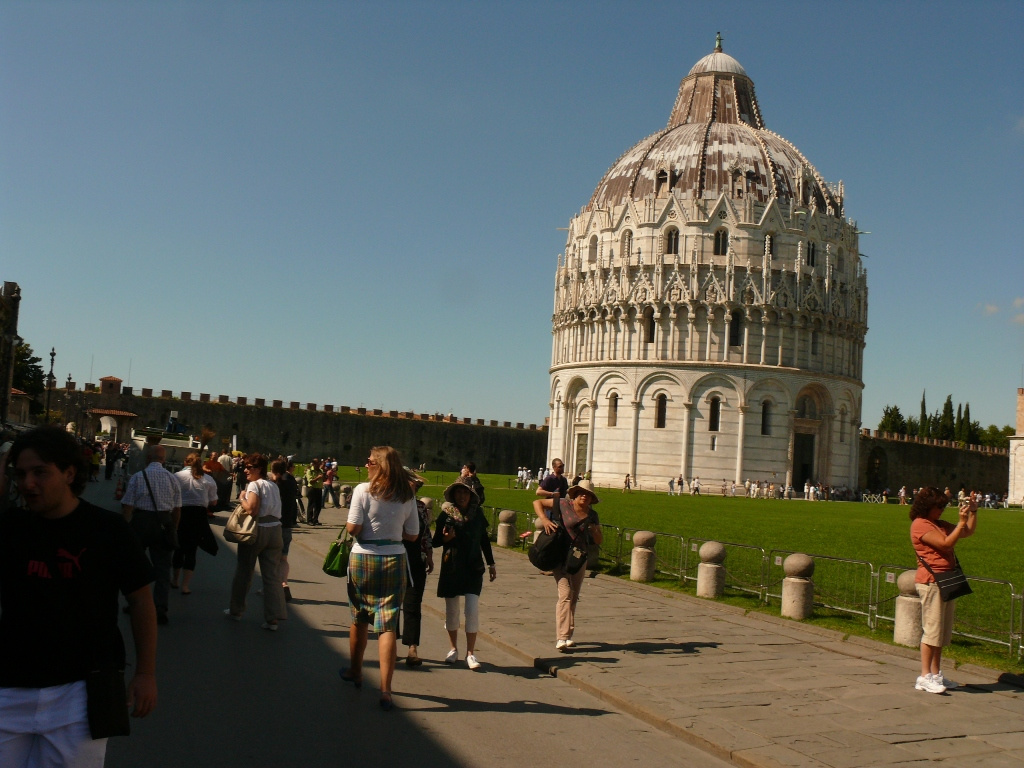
xmin=399 ymin=691 xmax=612 ymax=717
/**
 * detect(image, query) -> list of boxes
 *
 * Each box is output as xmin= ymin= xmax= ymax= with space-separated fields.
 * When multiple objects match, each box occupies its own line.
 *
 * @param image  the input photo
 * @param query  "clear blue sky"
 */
xmin=2 ymin=1 xmax=1021 ymax=430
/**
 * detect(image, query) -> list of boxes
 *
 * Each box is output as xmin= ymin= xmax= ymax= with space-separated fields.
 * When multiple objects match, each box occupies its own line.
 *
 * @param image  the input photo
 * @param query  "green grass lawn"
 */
xmin=327 ymin=466 xmax=1024 ymax=673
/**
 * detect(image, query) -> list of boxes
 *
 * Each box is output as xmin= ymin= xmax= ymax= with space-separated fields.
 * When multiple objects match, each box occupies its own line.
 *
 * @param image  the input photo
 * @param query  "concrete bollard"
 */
xmin=497 ymin=509 xmax=518 ymax=548
xmin=781 ymin=553 xmax=815 ymax=620
xmin=531 ymin=515 xmax=545 ymax=545
xmin=339 ymin=485 xmax=353 ymax=508
xmin=893 ymin=570 xmax=923 ymax=648
xmin=696 ymin=541 xmax=726 ymax=598
xmin=630 ymin=531 xmax=656 ymax=582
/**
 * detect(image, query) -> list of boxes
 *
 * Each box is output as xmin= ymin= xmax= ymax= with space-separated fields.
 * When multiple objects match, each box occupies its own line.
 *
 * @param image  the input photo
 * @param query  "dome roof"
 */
xmin=587 ymin=37 xmax=841 ymax=216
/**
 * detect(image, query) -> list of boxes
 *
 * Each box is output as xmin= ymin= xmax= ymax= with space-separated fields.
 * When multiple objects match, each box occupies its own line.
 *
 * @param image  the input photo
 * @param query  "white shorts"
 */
xmin=0 ymin=681 xmax=108 ymax=768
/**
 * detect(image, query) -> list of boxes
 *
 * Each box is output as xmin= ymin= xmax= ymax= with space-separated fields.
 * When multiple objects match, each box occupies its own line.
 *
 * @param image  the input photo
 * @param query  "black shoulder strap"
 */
xmin=141 ymin=467 xmax=162 ymax=512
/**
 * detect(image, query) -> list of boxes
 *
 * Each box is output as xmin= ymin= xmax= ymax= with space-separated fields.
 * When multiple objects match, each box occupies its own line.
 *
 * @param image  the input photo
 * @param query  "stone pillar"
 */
xmin=630 ymin=531 xmax=656 ymax=582
xmin=781 ymin=553 xmax=814 ymax=620
xmin=893 ymin=570 xmax=923 ymax=648
xmin=629 ymin=400 xmax=641 ymax=479
xmin=705 ymin=315 xmax=713 ymax=361
xmin=339 ymin=485 xmax=353 ymax=508
xmin=696 ymin=541 xmax=726 ymax=598
xmin=785 ymin=410 xmax=796 ymax=489
xmin=586 ymin=400 xmax=596 ymax=472
xmin=735 ymin=405 xmax=747 ymax=484
xmin=722 ymin=313 xmax=731 ymax=362
xmin=759 ymin=320 xmax=768 ymax=365
xmin=742 ymin=320 xmax=750 ymax=364
xmin=686 ymin=316 xmax=696 ymax=361
xmin=777 ymin=320 xmax=785 ymax=366
xmin=678 ymin=402 xmax=692 ymax=480
xmin=497 ymin=509 xmax=518 ymax=548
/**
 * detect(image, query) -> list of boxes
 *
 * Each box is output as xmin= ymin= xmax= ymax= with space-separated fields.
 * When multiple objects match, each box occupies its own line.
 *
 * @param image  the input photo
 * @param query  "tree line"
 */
xmin=877 ymin=391 xmax=1014 ymax=449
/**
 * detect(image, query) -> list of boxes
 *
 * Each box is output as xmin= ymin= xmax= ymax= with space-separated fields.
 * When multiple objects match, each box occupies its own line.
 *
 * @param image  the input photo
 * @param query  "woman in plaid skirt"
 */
xmin=341 ymin=446 xmax=419 ymax=711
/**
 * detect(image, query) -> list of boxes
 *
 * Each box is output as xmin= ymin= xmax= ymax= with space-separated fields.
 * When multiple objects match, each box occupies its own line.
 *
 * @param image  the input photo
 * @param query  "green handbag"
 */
xmin=322 ymin=530 xmax=352 ymax=578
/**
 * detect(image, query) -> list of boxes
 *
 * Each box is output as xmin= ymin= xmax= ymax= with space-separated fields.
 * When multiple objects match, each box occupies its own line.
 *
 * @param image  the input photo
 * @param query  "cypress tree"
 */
xmin=918 ymin=391 xmax=928 ymax=437
xmin=938 ymin=395 xmax=955 ymax=440
xmin=955 ymin=403 xmax=964 ymax=442
xmin=963 ymin=403 xmax=973 ymax=444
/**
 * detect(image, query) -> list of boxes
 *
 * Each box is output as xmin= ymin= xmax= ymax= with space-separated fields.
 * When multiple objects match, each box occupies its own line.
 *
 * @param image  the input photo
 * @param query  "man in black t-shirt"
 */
xmin=0 ymin=427 xmax=157 ymax=765
xmin=536 ymin=458 xmax=569 ymax=501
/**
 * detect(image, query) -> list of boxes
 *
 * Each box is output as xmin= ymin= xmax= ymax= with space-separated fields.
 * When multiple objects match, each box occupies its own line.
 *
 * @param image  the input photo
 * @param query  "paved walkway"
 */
xmin=85 ymin=479 xmax=1024 ymax=767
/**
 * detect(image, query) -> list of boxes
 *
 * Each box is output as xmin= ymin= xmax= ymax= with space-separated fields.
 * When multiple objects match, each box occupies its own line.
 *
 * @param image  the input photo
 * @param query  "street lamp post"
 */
xmin=45 ymin=347 xmax=55 ymax=424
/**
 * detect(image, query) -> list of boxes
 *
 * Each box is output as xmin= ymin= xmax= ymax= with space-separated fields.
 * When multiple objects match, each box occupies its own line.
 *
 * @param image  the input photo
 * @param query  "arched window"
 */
xmin=607 ymin=393 xmax=618 ymax=427
xmin=807 ymin=242 xmax=817 ymax=268
xmin=714 ymin=229 xmax=729 ymax=256
xmin=761 ymin=401 xmax=771 ymax=435
xmin=729 ymin=309 xmax=744 ymax=347
xmin=796 ymin=396 xmax=817 ymax=419
xmin=665 ymin=227 xmax=679 ymax=255
xmin=643 ymin=307 xmax=655 ymax=344
xmin=709 ymin=397 xmax=721 ymax=432
xmin=588 ymin=235 xmax=598 ymax=263
xmin=656 ymin=170 xmax=669 ymax=195
xmin=655 ymin=394 xmax=667 ymax=428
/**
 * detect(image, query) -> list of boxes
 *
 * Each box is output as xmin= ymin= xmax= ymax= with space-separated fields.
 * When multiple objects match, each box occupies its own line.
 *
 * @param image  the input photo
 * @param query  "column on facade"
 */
xmin=785 ymin=409 xmax=796 ymax=489
xmin=848 ymin=420 xmax=861 ymax=487
xmin=793 ymin=322 xmax=802 ymax=369
xmin=777 ymin=320 xmax=785 ymax=366
xmin=686 ymin=315 xmax=696 ymax=361
xmin=759 ymin=319 xmax=768 ymax=365
xmin=735 ymin=405 xmax=747 ymax=484
xmin=705 ymin=311 xmax=713 ymax=361
xmin=820 ymin=412 xmax=833 ymax=484
xmin=678 ymin=402 xmax=692 ymax=480
xmin=742 ymin=319 xmax=750 ymax=364
xmin=586 ymin=399 xmax=597 ymax=471
xmin=545 ymin=401 xmax=556 ymax=464
xmin=562 ymin=400 xmax=573 ymax=467
xmin=653 ymin=309 xmax=662 ymax=361
xmin=722 ymin=312 xmax=731 ymax=362
xmin=629 ymin=399 xmax=641 ymax=479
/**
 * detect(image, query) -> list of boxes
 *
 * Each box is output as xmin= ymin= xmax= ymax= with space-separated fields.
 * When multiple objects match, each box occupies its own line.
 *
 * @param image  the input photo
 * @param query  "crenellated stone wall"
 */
xmin=71 ymin=385 xmax=547 ymax=473
xmin=860 ymin=431 xmax=1009 ymax=494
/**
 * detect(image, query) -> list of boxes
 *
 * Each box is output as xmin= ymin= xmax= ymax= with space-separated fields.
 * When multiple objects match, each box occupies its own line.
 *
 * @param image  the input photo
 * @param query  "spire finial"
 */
xmin=715 ymin=32 xmax=723 ymax=52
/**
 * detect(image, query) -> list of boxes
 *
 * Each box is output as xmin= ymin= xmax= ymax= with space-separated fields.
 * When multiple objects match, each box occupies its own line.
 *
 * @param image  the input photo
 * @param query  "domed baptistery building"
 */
xmin=547 ymin=37 xmax=867 ymax=492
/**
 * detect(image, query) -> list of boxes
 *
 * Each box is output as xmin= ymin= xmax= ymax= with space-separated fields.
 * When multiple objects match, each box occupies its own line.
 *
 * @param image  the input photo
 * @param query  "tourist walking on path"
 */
xmin=533 ymin=480 xmax=603 ymax=651
xmin=225 ymin=454 xmax=286 ymax=630
xmin=323 ymin=460 xmax=339 ymax=508
xmin=121 ymin=443 xmax=181 ymax=626
xmin=433 ymin=482 xmax=496 ymax=671
xmin=0 ymin=427 xmax=157 ymax=767
xmin=401 ymin=479 xmax=434 ymax=667
xmin=271 ymin=458 xmax=300 ymax=602
xmin=910 ymin=487 xmax=978 ymax=694
xmin=172 ymin=452 xmax=218 ymax=595
xmin=304 ymin=458 xmax=324 ymax=525
xmin=341 ymin=446 xmax=419 ymax=711
xmin=623 ymin=473 xmax=631 ymax=492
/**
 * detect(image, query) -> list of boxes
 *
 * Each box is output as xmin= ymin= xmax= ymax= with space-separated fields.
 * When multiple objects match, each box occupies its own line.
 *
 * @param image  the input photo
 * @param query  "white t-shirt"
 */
xmin=175 ymin=469 xmax=218 ymax=507
xmin=347 ymin=482 xmax=418 ymax=556
xmin=246 ymin=478 xmax=282 ymax=527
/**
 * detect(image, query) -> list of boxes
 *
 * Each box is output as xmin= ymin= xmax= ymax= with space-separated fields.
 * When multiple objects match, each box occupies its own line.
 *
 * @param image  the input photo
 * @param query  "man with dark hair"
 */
xmin=121 ymin=444 xmax=181 ymax=625
xmin=459 ymin=462 xmax=485 ymax=505
xmin=536 ymin=458 xmax=569 ymax=501
xmin=0 ymin=427 xmax=157 ymax=765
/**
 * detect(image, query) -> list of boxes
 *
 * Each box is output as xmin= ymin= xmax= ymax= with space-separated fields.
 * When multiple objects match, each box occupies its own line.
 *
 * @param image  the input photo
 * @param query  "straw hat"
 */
xmin=566 ymin=479 xmax=600 ymax=504
xmin=443 ymin=480 xmax=479 ymax=505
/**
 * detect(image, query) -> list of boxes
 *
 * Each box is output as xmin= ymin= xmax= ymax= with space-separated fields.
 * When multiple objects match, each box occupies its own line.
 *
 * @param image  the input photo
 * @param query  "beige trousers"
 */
xmin=230 ymin=524 xmax=286 ymax=623
xmin=552 ymin=565 xmax=586 ymax=641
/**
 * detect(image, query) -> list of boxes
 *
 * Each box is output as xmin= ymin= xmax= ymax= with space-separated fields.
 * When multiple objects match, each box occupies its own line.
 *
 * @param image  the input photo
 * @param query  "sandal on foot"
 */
xmin=339 ymin=668 xmax=362 ymax=688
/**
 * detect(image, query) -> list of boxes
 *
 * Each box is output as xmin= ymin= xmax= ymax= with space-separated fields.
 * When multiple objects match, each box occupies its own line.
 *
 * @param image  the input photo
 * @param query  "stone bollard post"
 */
xmin=630 ymin=531 xmax=656 ymax=582
xmin=696 ymin=541 xmax=726 ymax=598
xmin=781 ymin=553 xmax=815 ymax=620
xmin=893 ymin=570 xmax=923 ymax=647
xmin=496 ymin=509 xmax=518 ymax=548
xmin=339 ymin=485 xmax=353 ymax=509
xmin=531 ymin=515 xmax=545 ymax=545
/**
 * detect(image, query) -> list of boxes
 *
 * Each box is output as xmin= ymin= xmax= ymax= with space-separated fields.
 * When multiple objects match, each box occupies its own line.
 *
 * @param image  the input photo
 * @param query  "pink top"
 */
xmin=911 ymin=517 xmax=955 ymax=584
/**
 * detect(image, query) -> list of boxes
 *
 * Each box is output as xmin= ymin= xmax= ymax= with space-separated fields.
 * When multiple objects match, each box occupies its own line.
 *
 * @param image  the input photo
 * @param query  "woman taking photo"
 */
xmin=533 ymin=479 xmax=603 ymax=651
xmin=432 ymin=482 xmax=496 ymax=671
xmin=224 ymin=454 xmax=286 ymax=630
xmin=173 ymin=452 xmax=218 ymax=594
xmin=910 ymin=486 xmax=977 ymax=693
xmin=342 ymin=446 xmax=419 ymax=711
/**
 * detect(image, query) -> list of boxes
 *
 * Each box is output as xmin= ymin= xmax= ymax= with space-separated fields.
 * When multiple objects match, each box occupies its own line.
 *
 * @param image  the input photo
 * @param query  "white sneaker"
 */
xmin=564 ymin=639 xmax=576 ymax=648
xmin=937 ymin=671 xmax=959 ymax=689
xmin=915 ymin=674 xmax=946 ymax=694
xmin=444 ymin=648 xmax=458 ymax=665
xmin=555 ymin=639 xmax=568 ymax=652
xmin=466 ymin=653 xmax=481 ymax=670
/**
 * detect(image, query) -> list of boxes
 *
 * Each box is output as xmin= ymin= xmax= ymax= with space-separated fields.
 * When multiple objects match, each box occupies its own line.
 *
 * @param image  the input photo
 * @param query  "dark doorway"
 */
xmin=574 ymin=433 xmax=589 ymax=477
xmin=793 ymin=433 xmax=815 ymax=488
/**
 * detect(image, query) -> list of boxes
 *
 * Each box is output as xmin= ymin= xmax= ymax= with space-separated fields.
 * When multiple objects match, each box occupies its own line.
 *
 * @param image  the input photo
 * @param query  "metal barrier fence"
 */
xmin=485 ymin=512 xmax=1024 ymax=658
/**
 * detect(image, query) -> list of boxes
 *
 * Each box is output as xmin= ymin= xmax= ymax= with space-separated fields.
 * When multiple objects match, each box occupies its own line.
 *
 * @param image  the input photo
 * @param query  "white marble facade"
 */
xmin=547 ymin=39 xmax=866 ymax=490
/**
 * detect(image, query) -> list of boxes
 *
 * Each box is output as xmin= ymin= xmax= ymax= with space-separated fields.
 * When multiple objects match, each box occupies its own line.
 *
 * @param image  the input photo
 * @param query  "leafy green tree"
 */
xmin=12 ymin=343 xmax=44 ymax=415
xmin=906 ymin=416 xmax=920 ymax=436
xmin=878 ymin=405 xmax=907 ymax=434
xmin=979 ymin=424 xmax=1014 ymax=449
xmin=937 ymin=395 xmax=955 ymax=440
xmin=918 ymin=391 xmax=928 ymax=437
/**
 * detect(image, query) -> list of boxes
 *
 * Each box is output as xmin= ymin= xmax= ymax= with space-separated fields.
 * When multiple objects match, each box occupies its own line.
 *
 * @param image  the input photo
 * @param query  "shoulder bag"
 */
xmin=528 ymin=503 xmax=570 ymax=571
xmin=224 ymin=503 xmax=258 ymax=544
xmin=322 ymin=529 xmax=352 ymax=578
xmin=918 ymin=554 xmax=973 ymax=602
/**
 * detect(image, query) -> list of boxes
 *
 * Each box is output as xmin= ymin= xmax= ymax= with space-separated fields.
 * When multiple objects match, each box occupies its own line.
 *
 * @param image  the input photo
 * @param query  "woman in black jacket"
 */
xmin=432 ymin=481 xmax=496 ymax=670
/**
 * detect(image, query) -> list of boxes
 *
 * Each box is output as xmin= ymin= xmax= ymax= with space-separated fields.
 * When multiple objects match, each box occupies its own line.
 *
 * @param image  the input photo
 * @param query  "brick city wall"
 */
xmin=859 ymin=432 xmax=1009 ymax=493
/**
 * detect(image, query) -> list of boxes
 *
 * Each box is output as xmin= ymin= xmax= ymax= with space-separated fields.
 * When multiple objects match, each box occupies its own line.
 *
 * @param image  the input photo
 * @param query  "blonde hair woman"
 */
xmin=341 ymin=446 xmax=419 ymax=711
